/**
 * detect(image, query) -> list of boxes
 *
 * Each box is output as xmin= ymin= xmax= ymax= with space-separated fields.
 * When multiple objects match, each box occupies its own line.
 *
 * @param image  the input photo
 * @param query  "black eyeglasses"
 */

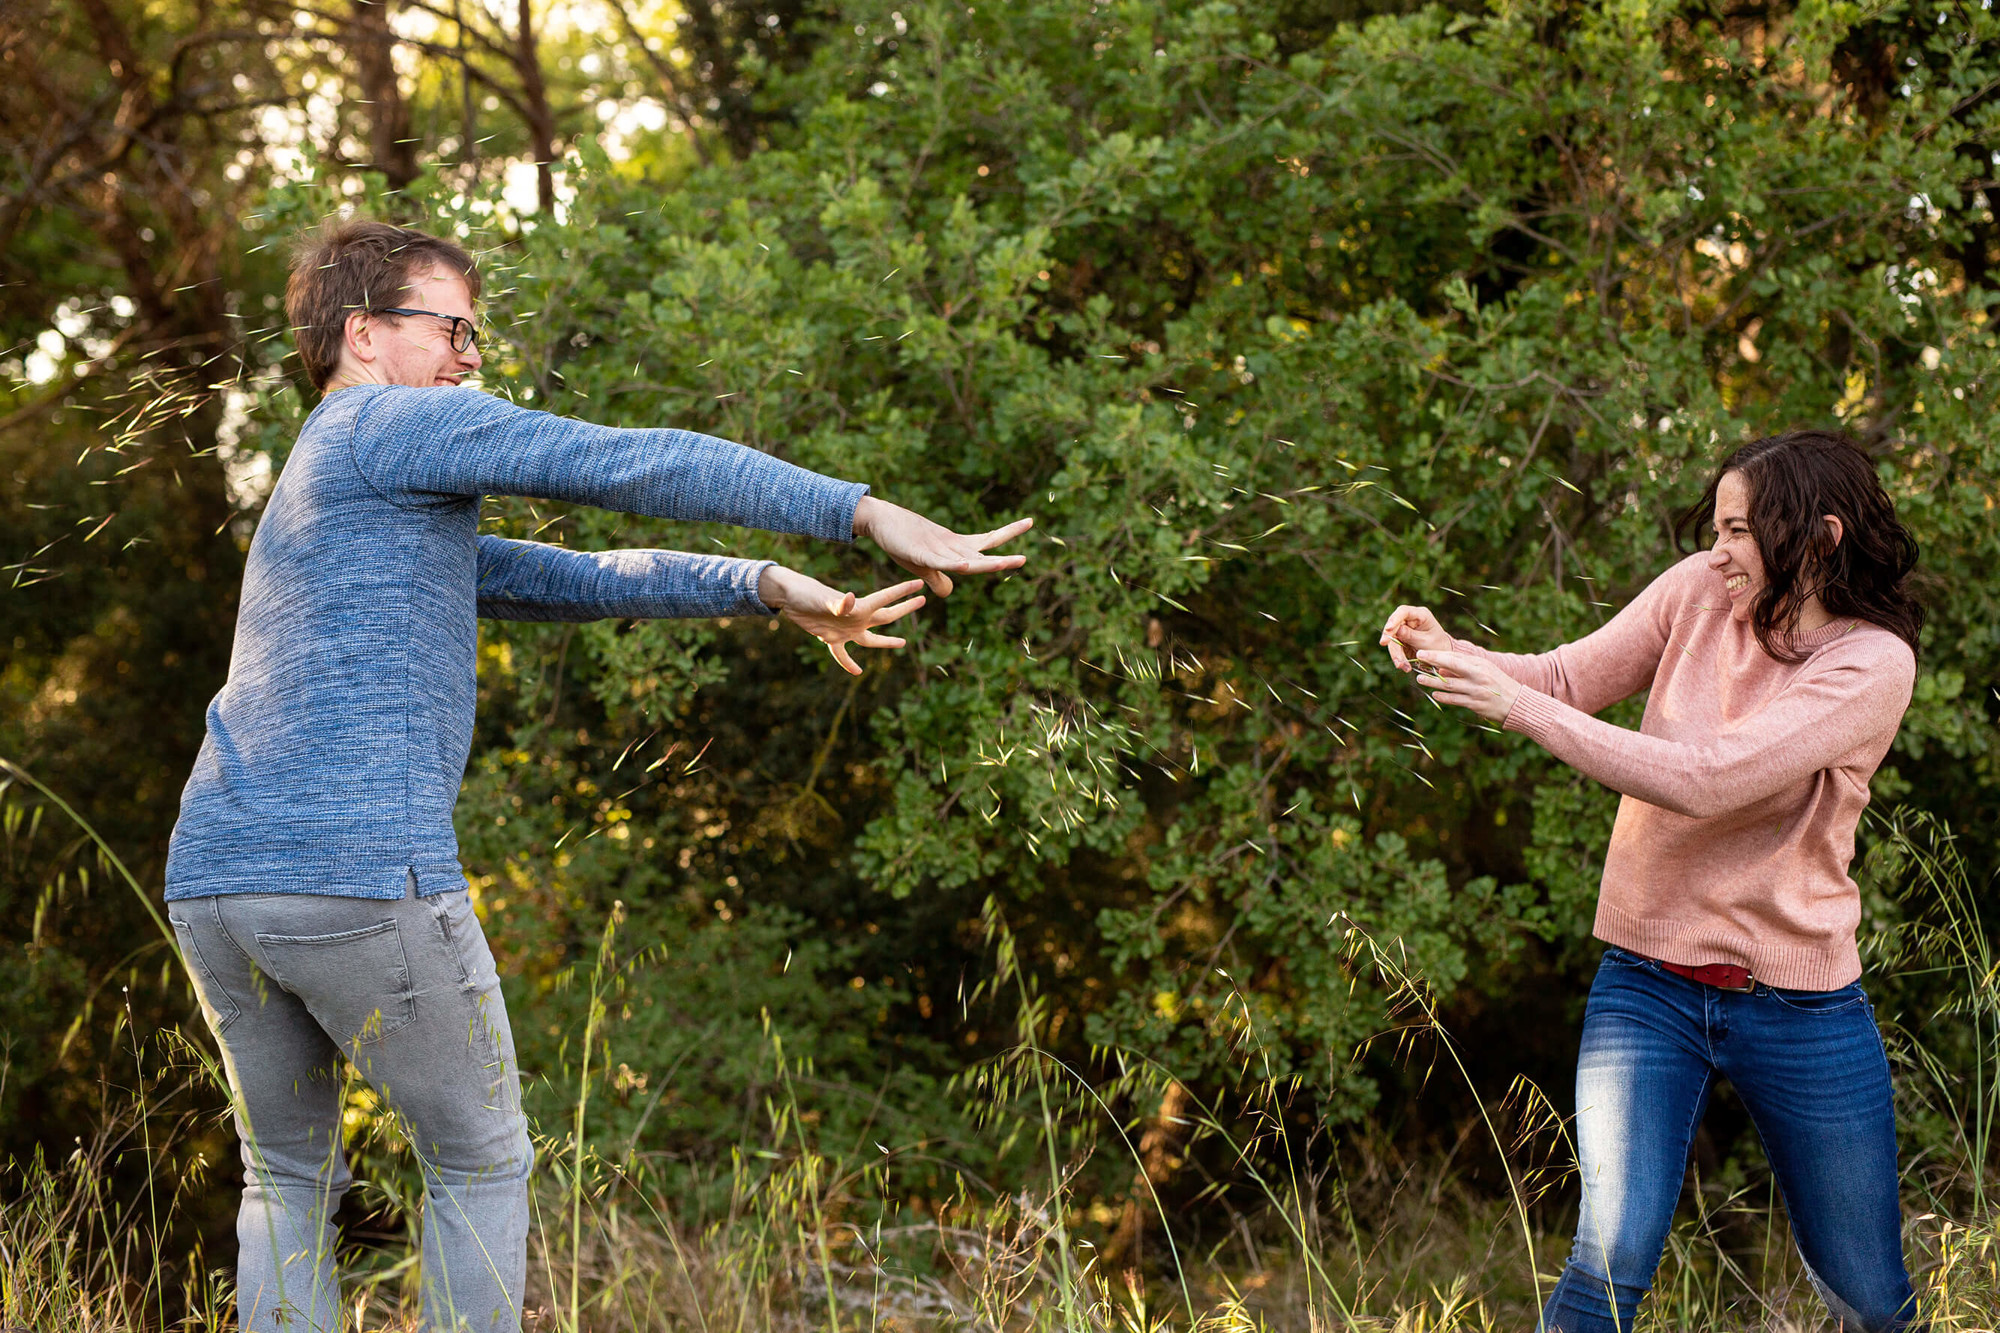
xmin=373 ymin=307 xmax=481 ymax=353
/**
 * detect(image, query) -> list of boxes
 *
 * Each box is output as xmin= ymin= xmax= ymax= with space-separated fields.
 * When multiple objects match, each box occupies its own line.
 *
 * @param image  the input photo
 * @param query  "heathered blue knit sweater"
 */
xmin=164 ymin=385 xmax=868 ymax=901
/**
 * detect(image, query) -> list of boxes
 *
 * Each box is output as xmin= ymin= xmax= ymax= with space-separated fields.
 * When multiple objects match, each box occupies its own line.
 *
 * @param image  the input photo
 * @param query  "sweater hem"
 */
xmin=1593 ymin=899 xmax=1862 ymax=990
xmin=165 ymin=860 xmax=466 ymax=902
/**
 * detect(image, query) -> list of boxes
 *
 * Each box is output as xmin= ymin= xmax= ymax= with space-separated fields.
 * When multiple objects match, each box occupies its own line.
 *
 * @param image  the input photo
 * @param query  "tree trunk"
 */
xmin=350 ymin=0 xmax=419 ymax=189
xmin=513 ymin=0 xmax=556 ymax=213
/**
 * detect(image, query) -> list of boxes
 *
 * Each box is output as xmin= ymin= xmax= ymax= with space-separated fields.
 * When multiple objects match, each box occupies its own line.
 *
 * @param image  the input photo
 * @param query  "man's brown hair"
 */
xmin=285 ymin=219 xmax=482 ymax=391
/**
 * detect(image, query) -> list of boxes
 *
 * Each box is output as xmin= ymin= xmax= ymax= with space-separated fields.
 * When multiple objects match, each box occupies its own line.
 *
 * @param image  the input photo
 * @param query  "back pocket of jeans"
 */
xmin=255 ymin=919 xmax=416 ymax=1048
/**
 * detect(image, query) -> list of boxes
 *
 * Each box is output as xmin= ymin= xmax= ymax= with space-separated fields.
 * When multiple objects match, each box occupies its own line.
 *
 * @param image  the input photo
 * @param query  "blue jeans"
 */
xmin=169 ymin=882 xmax=533 ymax=1332
xmin=1542 ymin=947 xmax=1922 ymax=1333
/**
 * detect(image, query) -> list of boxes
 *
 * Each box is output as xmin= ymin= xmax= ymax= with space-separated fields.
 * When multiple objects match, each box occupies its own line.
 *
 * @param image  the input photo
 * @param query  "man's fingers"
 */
xmin=855 ymin=580 xmax=928 ymax=612
xmin=973 ymin=516 xmax=1035 ymax=549
xmin=948 ymin=552 xmax=1028 ymax=574
xmin=920 ymin=568 xmax=954 ymax=596
xmin=855 ymin=632 xmax=907 ymax=650
xmin=828 ymin=642 xmax=862 ymax=675
xmin=869 ymin=595 xmax=926 ymax=626
xmin=823 ymin=590 xmax=857 ymax=618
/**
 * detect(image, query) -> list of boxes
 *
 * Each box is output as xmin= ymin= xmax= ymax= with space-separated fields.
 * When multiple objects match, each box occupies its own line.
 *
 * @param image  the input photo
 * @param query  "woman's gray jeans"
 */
xmin=168 ymin=880 xmax=533 ymax=1333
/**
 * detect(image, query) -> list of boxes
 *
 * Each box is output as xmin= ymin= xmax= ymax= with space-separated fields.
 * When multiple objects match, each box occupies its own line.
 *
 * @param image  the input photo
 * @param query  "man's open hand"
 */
xmin=853 ymin=496 xmax=1032 ymax=596
xmin=758 ymin=566 xmax=927 ymax=675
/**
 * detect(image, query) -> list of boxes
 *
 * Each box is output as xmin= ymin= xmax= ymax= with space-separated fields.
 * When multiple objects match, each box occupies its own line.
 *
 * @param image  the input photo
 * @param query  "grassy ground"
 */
xmin=2 ymin=772 xmax=1996 ymax=1330
xmin=3 ymin=1054 xmax=1996 ymax=1331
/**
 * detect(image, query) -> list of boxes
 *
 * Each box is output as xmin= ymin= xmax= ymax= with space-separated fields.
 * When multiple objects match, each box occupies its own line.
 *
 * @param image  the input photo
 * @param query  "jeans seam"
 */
xmin=1677 ymin=1066 xmax=1713 ymax=1184
xmin=171 ymin=916 xmax=243 ymax=1032
xmin=432 ymin=897 xmax=474 ymax=988
xmin=209 ymin=895 xmax=258 ymax=968
xmin=1765 ymin=992 xmax=1868 ymax=1016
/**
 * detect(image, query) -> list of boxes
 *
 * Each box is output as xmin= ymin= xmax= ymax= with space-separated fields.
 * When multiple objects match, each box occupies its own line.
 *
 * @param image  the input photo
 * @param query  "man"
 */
xmin=163 ymin=218 xmax=1030 ymax=1333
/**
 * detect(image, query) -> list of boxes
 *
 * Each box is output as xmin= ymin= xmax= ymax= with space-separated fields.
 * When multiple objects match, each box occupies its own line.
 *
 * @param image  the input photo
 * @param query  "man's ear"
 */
xmin=343 ymin=309 xmax=378 ymax=366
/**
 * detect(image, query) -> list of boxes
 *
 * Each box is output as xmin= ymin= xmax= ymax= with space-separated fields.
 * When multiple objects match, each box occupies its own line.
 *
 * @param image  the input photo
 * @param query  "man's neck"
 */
xmin=322 ymin=367 xmax=384 ymax=393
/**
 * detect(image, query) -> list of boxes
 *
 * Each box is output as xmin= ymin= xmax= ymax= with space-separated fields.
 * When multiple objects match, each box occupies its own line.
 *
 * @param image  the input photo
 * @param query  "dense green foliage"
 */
xmin=7 ymin=0 xmax=2000 ymax=1246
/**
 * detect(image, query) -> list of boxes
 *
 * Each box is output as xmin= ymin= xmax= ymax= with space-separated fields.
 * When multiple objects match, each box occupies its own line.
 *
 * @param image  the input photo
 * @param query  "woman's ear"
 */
xmin=1822 ymin=513 xmax=1845 ymax=551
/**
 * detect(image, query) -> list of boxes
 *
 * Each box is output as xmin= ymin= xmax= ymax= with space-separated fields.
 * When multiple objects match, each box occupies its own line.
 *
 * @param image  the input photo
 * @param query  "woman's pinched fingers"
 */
xmin=1380 ymin=603 xmax=1422 ymax=636
xmin=1380 ymin=604 xmax=1430 ymax=670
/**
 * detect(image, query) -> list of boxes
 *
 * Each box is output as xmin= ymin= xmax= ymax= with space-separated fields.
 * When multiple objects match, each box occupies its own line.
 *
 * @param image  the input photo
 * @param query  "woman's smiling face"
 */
xmin=1707 ymin=470 xmax=1763 ymax=622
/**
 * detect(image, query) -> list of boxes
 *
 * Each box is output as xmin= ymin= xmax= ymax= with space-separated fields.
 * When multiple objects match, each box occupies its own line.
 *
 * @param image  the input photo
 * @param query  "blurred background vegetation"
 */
xmin=5 ymin=0 xmax=2000 ymax=1322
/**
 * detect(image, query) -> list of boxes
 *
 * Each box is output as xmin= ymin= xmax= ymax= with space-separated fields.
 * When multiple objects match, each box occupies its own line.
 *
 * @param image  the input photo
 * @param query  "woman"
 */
xmin=1380 ymin=429 xmax=1926 ymax=1332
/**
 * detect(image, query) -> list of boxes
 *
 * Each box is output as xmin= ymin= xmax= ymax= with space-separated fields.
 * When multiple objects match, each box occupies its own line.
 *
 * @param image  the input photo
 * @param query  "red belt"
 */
xmin=1656 ymin=957 xmax=1756 ymax=993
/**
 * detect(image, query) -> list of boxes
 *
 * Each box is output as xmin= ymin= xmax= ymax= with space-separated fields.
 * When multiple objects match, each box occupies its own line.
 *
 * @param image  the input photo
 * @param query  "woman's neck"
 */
xmin=1796 ymin=594 xmax=1835 ymax=634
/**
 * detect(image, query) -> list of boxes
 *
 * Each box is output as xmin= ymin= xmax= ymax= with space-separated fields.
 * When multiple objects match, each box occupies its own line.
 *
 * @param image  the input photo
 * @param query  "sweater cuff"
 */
xmin=745 ymin=559 xmax=780 ymax=615
xmin=816 ymin=480 xmax=871 ymax=545
xmin=1501 ymin=686 xmax=1565 ymax=744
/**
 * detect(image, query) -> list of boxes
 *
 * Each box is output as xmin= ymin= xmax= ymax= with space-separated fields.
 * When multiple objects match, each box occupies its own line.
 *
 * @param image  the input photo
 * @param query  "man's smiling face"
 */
xmin=337 ymin=265 xmax=482 ymax=389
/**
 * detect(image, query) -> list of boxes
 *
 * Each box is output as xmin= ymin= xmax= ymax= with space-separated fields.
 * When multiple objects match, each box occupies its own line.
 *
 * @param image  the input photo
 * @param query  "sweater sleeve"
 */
xmin=1451 ymin=556 xmax=1704 ymax=716
xmin=347 ymin=386 xmax=867 ymax=543
xmin=474 ymin=535 xmax=776 ymax=622
xmin=1501 ymin=636 xmax=1916 ymax=819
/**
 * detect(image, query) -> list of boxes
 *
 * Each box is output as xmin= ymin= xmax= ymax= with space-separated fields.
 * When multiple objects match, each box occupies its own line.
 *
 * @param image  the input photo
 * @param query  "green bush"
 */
xmin=11 ymin=0 xmax=1998 ymax=1220
xmin=238 ymin=0 xmax=2000 ymax=1178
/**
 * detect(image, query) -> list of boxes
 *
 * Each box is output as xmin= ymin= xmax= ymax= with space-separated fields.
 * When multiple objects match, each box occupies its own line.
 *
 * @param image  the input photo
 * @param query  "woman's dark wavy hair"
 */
xmin=1674 ymin=429 xmax=1924 ymax=662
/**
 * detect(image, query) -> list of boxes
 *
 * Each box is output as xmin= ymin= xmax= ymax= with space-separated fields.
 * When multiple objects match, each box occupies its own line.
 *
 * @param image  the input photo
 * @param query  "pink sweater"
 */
xmin=1466 ymin=553 xmax=1915 ymax=990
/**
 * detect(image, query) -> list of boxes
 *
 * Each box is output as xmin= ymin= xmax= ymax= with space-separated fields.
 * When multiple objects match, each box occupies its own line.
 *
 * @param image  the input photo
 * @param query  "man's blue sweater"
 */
xmin=164 ymin=385 xmax=868 ymax=901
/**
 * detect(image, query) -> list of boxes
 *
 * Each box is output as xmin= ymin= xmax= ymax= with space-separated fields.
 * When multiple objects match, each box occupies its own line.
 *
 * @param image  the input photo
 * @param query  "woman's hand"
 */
xmin=757 ymin=567 xmax=927 ymax=675
xmin=1380 ymin=604 xmax=1455 ymax=672
xmin=1413 ymin=649 xmax=1523 ymax=725
xmin=853 ymin=496 xmax=1033 ymax=596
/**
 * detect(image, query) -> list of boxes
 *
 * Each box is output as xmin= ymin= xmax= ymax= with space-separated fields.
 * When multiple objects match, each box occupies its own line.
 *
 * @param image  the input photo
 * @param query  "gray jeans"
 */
xmin=169 ymin=881 xmax=533 ymax=1333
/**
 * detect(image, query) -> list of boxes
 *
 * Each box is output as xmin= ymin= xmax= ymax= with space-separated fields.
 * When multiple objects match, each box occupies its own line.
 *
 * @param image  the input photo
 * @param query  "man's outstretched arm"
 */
xmin=474 ymin=535 xmax=775 ymax=622
xmin=350 ymin=388 xmax=1032 ymax=585
xmin=353 ymin=388 xmax=867 ymax=543
xmin=475 ymin=536 xmax=927 ymax=674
